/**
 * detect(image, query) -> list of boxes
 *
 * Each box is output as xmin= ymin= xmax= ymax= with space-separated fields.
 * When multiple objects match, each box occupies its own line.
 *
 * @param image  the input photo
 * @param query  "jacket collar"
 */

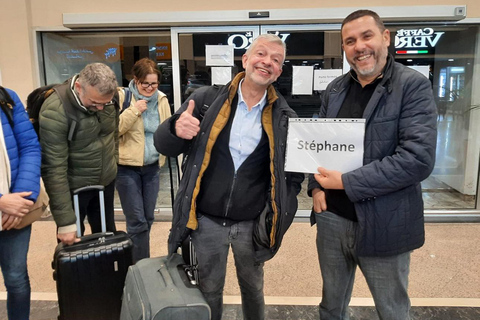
xmin=69 ymin=75 xmax=88 ymax=112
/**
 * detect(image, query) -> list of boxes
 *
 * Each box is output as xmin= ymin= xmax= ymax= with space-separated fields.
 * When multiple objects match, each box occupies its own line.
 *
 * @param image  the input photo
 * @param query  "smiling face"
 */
xmin=242 ymin=38 xmax=284 ymax=90
xmin=135 ymin=73 xmax=159 ymax=97
xmin=342 ymin=15 xmax=390 ymax=85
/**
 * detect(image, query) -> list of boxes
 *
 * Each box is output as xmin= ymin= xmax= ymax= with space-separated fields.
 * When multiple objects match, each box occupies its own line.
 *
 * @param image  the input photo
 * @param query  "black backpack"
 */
xmin=26 ymin=83 xmax=80 ymax=141
xmin=0 ymin=86 xmax=15 ymax=128
xmin=121 ymin=88 xmax=132 ymax=113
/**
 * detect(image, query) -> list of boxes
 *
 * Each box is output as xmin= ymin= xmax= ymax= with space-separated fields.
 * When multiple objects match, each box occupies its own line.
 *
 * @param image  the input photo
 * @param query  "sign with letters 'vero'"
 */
xmin=285 ymin=118 xmax=366 ymax=174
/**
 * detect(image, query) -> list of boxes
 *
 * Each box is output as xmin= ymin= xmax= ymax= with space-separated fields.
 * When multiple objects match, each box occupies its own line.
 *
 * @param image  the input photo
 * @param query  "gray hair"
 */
xmin=77 ymin=63 xmax=118 ymax=96
xmin=246 ymin=34 xmax=287 ymax=64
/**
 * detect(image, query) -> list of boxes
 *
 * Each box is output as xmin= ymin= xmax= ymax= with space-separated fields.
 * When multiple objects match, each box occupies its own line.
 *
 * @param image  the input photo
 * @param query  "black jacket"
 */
xmin=155 ymin=72 xmax=304 ymax=262
xmin=309 ymin=56 xmax=437 ymax=256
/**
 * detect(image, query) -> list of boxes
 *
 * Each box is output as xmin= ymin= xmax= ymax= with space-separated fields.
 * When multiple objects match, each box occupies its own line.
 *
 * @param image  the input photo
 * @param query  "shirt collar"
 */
xmin=237 ymin=79 xmax=268 ymax=111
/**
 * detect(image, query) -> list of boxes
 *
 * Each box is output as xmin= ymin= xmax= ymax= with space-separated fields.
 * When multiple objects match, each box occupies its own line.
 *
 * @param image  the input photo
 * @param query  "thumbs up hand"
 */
xmin=175 ymin=100 xmax=201 ymax=140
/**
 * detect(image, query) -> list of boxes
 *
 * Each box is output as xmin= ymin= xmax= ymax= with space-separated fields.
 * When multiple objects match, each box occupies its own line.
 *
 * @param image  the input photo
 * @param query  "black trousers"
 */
xmin=74 ymin=180 xmax=117 ymax=235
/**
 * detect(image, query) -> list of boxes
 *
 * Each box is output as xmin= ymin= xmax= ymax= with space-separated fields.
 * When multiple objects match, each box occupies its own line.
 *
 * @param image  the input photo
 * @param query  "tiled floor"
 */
xmin=1 ymin=301 xmax=479 ymax=320
xmin=0 ymin=220 xmax=479 ymax=319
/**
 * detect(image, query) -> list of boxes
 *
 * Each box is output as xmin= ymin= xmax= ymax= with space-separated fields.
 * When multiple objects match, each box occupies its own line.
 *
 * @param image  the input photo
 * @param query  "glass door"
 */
xmin=171 ymin=26 xmax=260 ymax=112
xmin=261 ymin=25 xmax=343 ymax=119
xmin=261 ymin=25 xmax=343 ymax=215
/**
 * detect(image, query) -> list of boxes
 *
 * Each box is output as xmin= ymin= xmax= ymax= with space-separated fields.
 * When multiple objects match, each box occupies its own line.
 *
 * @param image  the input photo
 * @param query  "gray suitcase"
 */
xmin=120 ymin=253 xmax=210 ymax=320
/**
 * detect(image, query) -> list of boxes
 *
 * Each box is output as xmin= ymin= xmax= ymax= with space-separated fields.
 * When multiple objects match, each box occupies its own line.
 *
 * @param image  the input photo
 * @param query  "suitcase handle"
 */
xmin=158 ymin=262 xmax=175 ymax=288
xmin=73 ymin=185 xmax=105 ymax=195
xmin=72 ymin=185 xmax=106 ymax=237
xmin=77 ymin=232 xmax=114 ymax=244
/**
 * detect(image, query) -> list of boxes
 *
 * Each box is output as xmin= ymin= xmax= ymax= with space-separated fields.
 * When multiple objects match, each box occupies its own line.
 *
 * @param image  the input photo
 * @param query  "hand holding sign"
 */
xmin=176 ymin=100 xmax=200 ymax=140
xmin=314 ymin=167 xmax=344 ymax=190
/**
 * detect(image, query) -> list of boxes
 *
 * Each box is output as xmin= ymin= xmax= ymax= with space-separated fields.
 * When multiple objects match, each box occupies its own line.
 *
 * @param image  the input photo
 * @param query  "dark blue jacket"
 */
xmin=0 ymin=88 xmax=41 ymax=201
xmin=309 ymin=56 xmax=437 ymax=256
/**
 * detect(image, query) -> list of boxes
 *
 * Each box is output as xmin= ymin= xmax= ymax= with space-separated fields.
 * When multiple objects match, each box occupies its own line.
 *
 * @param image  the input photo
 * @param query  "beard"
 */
xmin=352 ymin=47 xmax=388 ymax=79
xmin=356 ymin=64 xmax=378 ymax=77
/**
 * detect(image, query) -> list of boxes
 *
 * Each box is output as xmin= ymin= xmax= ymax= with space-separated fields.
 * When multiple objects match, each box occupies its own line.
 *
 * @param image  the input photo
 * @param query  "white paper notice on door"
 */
xmin=285 ymin=118 xmax=366 ymax=174
xmin=205 ymin=45 xmax=234 ymax=66
xmin=211 ymin=67 xmax=231 ymax=85
xmin=292 ymin=65 xmax=313 ymax=95
xmin=313 ymin=69 xmax=343 ymax=91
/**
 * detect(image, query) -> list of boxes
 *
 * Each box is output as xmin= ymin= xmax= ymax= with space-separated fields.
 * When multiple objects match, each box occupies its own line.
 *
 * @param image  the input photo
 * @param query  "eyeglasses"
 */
xmin=140 ymin=82 xmax=159 ymax=89
xmin=87 ymin=100 xmax=113 ymax=108
xmin=75 ymin=83 xmax=114 ymax=110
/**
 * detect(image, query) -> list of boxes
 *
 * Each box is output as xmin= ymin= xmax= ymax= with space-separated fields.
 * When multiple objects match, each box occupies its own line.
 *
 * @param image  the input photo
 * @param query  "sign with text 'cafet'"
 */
xmin=285 ymin=118 xmax=365 ymax=174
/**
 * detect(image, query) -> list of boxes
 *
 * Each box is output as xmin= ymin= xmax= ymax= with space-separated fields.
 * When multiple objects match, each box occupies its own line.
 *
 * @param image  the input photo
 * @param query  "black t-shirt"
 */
xmin=325 ymin=72 xmax=382 ymax=222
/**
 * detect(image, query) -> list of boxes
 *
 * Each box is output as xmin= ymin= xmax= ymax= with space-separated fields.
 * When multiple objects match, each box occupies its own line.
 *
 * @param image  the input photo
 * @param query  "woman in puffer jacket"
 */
xmin=0 ymin=86 xmax=41 ymax=320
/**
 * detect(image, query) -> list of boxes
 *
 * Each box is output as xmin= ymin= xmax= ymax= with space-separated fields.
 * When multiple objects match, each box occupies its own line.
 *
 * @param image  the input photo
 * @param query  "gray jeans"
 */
xmin=315 ymin=211 xmax=411 ymax=320
xmin=191 ymin=215 xmax=265 ymax=320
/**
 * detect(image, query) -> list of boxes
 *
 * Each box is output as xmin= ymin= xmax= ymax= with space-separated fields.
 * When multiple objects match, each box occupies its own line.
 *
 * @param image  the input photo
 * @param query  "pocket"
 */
xmin=310 ymin=208 xmax=322 ymax=225
xmin=253 ymin=202 xmax=273 ymax=249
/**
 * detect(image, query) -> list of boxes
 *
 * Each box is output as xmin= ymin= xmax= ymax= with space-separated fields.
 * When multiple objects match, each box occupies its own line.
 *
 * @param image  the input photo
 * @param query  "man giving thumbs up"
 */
xmin=154 ymin=34 xmax=304 ymax=320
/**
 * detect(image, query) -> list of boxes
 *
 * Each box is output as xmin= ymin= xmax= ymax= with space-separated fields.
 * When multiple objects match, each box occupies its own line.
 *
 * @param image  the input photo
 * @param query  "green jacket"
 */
xmin=39 ymin=76 xmax=119 ymax=228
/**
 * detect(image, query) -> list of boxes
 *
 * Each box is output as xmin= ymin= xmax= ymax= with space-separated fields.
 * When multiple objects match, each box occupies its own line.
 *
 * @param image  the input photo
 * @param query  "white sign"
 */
xmin=211 ymin=67 xmax=231 ymax=85
xmin=292 ymin=66 xmax=313 ymax=95
xmin=205 ymin=45 xmax=234 ymax=66
xmin=407 ymin=65 xmax=430 ymax=79
xmin=314 ymin=69 xmax=343 ymax=91
xmin=285 ymin=118 xmax=366 ymax=174
xmin=342 ymin=51 xmax=350 ymax=74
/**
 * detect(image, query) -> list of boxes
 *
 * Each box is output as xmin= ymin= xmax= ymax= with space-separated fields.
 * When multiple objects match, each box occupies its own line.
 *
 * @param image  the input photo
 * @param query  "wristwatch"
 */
xmin=133 ymin=109 xmax=140 ymax=116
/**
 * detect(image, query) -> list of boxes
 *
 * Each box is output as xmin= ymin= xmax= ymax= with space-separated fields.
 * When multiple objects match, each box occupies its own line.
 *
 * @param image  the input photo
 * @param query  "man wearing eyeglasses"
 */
xmin=39 ymin=63 xmax=119 ymax=245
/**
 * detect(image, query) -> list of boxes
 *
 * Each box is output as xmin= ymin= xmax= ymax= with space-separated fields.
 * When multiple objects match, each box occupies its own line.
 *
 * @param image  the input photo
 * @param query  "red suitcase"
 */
xmin=52 ymin=185 xmax=133 ymax=320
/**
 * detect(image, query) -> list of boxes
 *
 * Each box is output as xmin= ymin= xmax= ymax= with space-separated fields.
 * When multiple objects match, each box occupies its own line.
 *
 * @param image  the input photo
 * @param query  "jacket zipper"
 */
xmin=223 ymin=172 xmax=237 ymax=226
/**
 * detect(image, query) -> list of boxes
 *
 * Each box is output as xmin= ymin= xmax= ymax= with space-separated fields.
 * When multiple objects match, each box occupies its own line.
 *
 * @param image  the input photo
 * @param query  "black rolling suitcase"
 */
xmin=120 ymin=253 xmax=210 ymax=320
xmin=52 ymin=185 xmax=134 ymax=320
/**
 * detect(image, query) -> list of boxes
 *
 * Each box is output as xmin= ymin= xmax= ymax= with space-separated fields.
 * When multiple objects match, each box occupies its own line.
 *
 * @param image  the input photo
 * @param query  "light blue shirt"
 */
xmin=229 ymin=80 xmax=267 ymax=171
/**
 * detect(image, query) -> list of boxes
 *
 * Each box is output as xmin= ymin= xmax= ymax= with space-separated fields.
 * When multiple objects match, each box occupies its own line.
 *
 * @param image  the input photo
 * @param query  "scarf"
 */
xmin=128 ymin=80 xmax=161 ymax=165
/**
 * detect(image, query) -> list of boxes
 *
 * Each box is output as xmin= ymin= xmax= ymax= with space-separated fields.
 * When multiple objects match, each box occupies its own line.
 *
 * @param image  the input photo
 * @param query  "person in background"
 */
xmin=154 ymin=34 xmax=304 ymax=320
xmin=116 ymin=58 xmax=171 ymax=262
xmin=308 ymin=9 xmax=437 ymax=319
xmin=0 ymin=86 xmax=41 ymax=320
xmin=39 ymin=63 xmax=119 ymax=245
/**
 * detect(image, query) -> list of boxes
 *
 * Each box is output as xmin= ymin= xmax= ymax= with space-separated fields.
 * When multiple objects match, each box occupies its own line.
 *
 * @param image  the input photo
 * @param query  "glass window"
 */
xmin=40 ymin=31 xmax=177 ymax=209
xmin=39 ymin=23 xmax=480 ymax=215
xmin=390 ymin=25 xmax=479 ymax=209
xmin=261 ymin=24 xmax=480 ymax=213
xmin=270 ymin=30 xmax=342 ymax=118
xmin=41 ymin=31 xmax=174 ymax=104
xmin=178 ymin=31 xmax=256 ymax=104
